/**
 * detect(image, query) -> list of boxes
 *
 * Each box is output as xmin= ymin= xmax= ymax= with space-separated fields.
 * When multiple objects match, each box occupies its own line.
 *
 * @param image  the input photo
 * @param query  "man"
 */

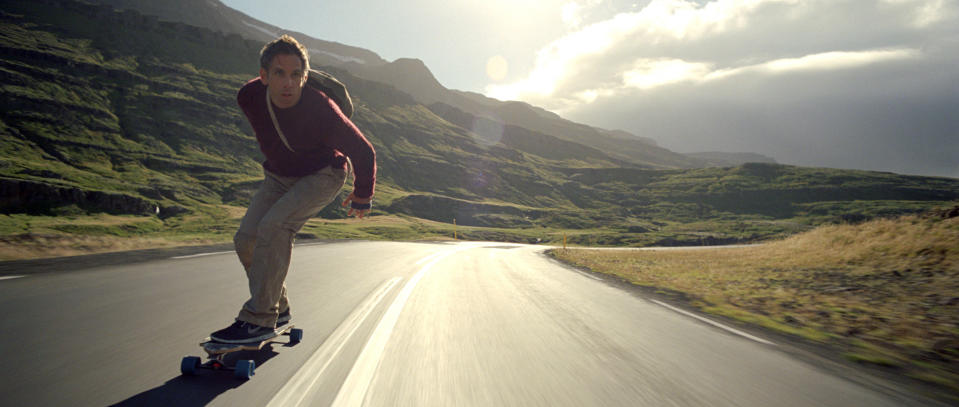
xmin=211 ymin=35 xmax=376 ymax=343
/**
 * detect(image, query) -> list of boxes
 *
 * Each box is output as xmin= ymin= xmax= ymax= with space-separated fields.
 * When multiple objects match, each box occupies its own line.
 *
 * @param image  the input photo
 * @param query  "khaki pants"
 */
xmin=233 ymin=166 xmax=346 ymax=327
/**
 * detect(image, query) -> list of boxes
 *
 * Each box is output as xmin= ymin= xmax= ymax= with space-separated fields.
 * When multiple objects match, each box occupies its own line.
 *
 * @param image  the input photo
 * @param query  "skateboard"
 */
xmin=180 ymin=324 xmax=303 ymax=379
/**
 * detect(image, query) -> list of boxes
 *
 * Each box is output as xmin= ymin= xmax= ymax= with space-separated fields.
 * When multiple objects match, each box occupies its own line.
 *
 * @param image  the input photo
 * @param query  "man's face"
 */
xmin=259 ymin=53 xmax=306 ymax=109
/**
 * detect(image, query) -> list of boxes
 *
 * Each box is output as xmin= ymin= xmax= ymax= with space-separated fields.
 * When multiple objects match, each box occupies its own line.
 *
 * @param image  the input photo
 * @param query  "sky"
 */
xmin=222 ymin=0 xmax=958 ymax=178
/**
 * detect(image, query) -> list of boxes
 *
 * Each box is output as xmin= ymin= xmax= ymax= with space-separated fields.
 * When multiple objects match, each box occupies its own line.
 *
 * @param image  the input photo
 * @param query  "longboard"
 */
xmin=180 ymin=324 xmax=303 ymax=379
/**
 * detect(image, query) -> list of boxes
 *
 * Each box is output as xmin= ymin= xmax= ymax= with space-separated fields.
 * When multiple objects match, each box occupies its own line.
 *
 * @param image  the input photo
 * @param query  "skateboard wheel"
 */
xmin=290 ymin=328 xmax=303 ymax=343
xmin=235 ymin=360 xmax=255 ymax=380
xmin=180 ymin=356 xmax=201 ymax=375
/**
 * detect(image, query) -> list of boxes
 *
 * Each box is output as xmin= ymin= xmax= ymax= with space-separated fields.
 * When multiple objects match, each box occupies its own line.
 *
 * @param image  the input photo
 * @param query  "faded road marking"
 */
xmin=171 ymin=251 xmax=234 ymax=259
xmin=267 ymin=276 xmax=403 ymax=407
xmin=332 ymin=247 xmax=468 ymax=407
xmin=652 ymin=299 xmax=775 ymax=346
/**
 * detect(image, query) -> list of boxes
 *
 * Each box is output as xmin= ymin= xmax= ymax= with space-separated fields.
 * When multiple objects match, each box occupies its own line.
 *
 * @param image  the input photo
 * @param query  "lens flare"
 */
xmin=486 ymin=55 xmax=509 ymax=81
xmin=471 ymin=116 xmax=504 ymax=146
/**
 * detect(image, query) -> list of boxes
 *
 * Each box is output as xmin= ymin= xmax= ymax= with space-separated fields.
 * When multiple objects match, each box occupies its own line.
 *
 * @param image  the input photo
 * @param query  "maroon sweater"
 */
xmin=237 ymin=78 xmax=376 ymax=198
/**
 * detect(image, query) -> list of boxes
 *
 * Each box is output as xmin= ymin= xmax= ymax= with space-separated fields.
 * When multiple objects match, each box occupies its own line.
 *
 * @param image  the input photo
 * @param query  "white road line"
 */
xmin=414 ymin=251 xmax=446 ymax=266
xmin=332 ymin=248 xmax=466 ymax=407
xmin=0 ymin=275 xmax=25 ymax=281
xmin=574 ymin=269 xmax=603 ymax=281
xmin=171 ymin=251 xmax=234 ymax=259
xmin=267 ymin=276 xmax=403 ymax=407
xmin=294 ymin=242 xmax=330 ymax=247
xmin=651 ymin=299 xmax=776 ymax=346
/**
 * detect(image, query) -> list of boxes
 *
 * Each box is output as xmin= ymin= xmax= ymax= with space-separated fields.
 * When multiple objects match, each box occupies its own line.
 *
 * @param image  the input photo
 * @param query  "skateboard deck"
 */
xmin=181 ymin=324 xmax=303 ymax=379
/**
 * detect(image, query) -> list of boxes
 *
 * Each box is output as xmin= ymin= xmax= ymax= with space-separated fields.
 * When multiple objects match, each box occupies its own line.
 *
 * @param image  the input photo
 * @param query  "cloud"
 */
xmin=560 ymin=0 xmax=643 ymax=28
xmin=485 ymin=0 xmax=959 ymax=177
xmin=488 ymin=0 xmax=954 ymax=109
xmin=623 ymin=58 xmax=711 ymax=88
xmin=881 ymin=0 xmax=957 ymax=27
xmin=706 ymin=48 xmax=921 ymax=80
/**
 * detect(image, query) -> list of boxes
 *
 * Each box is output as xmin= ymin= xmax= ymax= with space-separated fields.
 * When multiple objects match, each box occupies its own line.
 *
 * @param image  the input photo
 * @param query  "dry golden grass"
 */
xmin=550 ymin=212 xmax=959 ymax=394
xmin=221 ymin=205 xmax=248 ymax=219
xmin=0 ymin=210 xmax=237 ymax=260
xmin=0 ymin=233 xmax=223 ymax=260
xmin=309 ymin=214 xmax=422 ymax=226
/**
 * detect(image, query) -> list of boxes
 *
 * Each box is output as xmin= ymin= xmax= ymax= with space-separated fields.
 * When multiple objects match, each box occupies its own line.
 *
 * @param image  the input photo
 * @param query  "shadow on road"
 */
xmin=108 ymin=347 xmax=283 ymax=407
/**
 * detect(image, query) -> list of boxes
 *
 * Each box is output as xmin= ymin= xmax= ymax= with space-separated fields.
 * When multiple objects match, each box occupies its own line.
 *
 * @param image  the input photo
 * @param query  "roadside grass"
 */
xmin=0 ymin=210 xmax=559 ymax=260
xmin=548 ymin=209 xmax=959 ymax=397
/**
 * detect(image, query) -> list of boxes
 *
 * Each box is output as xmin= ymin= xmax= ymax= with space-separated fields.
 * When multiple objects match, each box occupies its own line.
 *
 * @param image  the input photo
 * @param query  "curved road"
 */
xmin=0 ymin=241 xmax=942 ymax=406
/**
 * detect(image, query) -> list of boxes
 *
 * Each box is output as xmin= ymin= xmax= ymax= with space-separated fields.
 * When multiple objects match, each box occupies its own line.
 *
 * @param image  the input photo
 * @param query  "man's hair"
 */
xmin=259 ymin=34 xmax=309 ymax=74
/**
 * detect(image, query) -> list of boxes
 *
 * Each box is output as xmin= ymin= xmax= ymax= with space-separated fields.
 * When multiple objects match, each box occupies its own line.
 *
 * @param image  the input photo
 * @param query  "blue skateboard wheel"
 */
xmin=290 ymin=328 xmax=303 ymax=343
xmin=235 ymin=360 xmax=255 ymax=379
xmin=181 ymin=356 xmax=201 ymax=375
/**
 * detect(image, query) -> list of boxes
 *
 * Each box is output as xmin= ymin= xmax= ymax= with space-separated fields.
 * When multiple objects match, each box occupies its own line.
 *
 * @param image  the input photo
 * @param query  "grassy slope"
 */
xmin=0 ymin=3 xmax=262 ymax=206
xmin=549 ymin=206 xmax=959 ymax=398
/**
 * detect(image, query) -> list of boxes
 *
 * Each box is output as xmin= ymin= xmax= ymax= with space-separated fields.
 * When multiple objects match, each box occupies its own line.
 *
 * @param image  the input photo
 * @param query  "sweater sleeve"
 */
xmin=236 ymin=78 xmax=260 ymax=124
xmin=318 ymin=95 xmax=377 ymax=198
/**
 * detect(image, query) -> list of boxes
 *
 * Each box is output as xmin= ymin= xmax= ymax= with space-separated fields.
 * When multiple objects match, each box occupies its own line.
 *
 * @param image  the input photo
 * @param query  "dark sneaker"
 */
xmin=276 ymin=309 xmax=292 ymax=328
xmin=210 ymin=320 xmax=277 ymax=344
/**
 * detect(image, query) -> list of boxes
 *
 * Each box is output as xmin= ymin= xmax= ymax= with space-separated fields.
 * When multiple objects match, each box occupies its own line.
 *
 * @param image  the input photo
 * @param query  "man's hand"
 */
xmin=341 ymin=192 xmax=372 ymax=219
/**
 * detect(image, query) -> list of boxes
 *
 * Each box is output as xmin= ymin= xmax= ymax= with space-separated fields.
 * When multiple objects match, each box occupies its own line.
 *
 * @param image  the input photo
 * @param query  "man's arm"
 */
xmin=317 ymin=94 xmax=376 ymax=217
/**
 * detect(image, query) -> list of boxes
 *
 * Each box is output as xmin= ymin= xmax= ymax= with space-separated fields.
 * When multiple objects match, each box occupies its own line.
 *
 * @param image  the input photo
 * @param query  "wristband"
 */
xmin=350 ymin=201 xmax=372 ymax=210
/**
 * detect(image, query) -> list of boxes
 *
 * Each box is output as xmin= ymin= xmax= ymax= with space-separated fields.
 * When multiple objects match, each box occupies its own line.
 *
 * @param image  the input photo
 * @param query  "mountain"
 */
xmin=84 ymin=0 xmax=711 ymax=170
xmin=85 ymin=0 xmax=386 ymax=67
xmin=350 ymin=57 xmax=702 ymax=169
xmin=2 ymin=0 xmax=958 ymax=249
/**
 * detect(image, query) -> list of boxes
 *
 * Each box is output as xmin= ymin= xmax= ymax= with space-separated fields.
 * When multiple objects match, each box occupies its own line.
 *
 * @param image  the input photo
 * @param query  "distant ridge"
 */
xmin=685 ymin=152 xmax=777 ymax=167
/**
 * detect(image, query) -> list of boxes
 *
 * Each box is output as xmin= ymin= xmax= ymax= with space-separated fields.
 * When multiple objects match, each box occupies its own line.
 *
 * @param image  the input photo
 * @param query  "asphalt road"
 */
xmin=0 ymin=241 xmax=943 ymax=406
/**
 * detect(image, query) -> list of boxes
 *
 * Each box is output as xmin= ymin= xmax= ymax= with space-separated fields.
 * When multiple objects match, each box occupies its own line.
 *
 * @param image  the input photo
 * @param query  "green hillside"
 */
xmin=2 ymin=0 xmax=958 ymax=259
